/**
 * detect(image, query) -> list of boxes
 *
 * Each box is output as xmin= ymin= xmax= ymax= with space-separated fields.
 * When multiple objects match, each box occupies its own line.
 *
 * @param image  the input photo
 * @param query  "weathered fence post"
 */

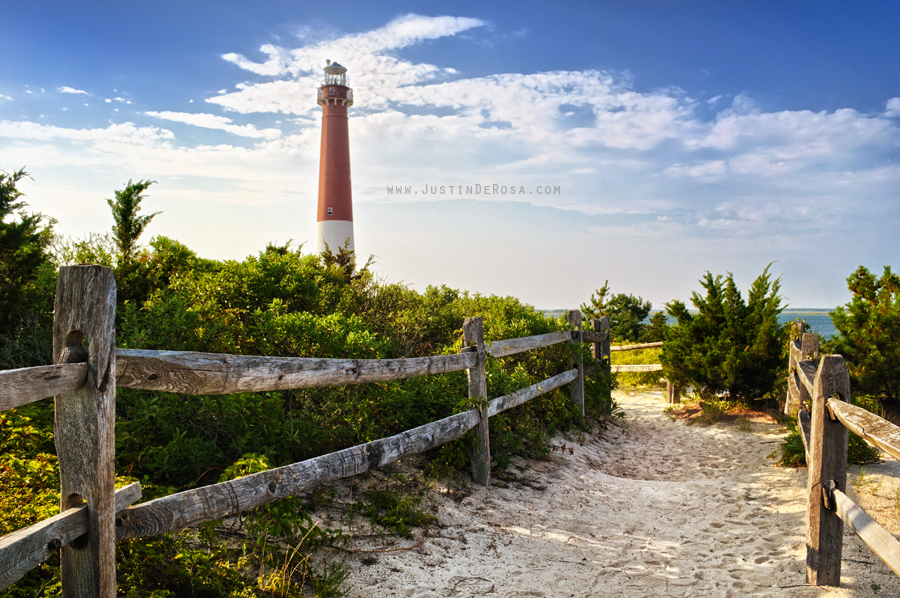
xmin=666 ymin=380 xmax=680 ymax=405
xmin=567 ymin=310 xmax=585 ymax=418
xmin=786 ymin=333 xmax=819 ymax=416
xmin=463 ymin=317 xmax=490 ymax=487
xmin=595 ymin=316 xmax=611 ymax=414
xmin=599 ymin=316 xmax=610 ymax=367
xmin=53 ymin=265 xmax=117 ymax=598
xmin=590 ymin=318 xmax=602 ymax=363
xmin=802 ymin=333 xmax=820 ymax=362
xmin=806 ymin=354 xmax=851 ymax=587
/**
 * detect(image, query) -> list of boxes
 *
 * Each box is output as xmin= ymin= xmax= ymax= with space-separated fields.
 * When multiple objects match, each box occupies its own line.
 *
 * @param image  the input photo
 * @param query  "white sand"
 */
xmin=333 ymin=390 xmax=900 ymax=597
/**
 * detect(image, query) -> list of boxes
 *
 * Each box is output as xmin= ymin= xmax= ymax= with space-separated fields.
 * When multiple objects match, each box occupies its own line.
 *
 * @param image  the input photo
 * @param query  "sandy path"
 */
xmin=337 ymin=390 xmax=900 ymax=597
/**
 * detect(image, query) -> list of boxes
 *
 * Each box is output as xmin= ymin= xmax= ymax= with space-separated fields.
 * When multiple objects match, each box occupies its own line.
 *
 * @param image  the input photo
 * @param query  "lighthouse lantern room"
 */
xmin=315 ymin=60 xmax=355 ymax=253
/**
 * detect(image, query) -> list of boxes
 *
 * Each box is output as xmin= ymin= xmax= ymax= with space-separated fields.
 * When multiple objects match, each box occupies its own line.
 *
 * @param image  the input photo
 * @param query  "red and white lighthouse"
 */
xmin=315 ymin=60 xmax=355 ymax=253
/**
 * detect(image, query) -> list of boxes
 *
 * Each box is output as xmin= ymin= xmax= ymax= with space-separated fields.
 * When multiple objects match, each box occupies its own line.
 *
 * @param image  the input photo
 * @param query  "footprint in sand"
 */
xmin=444 ymin=576 xmax=495 ymax=596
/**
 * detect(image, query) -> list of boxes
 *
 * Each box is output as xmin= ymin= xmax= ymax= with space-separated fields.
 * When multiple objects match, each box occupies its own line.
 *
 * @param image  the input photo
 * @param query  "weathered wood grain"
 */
xmin=827 ymin=399 xmax=898 ymax=462
xmin=666 ymin=380 xmax=681 ymax=405
xmin=53 ymin=266 xmax=117 ymax=598
xmin=799 ymin=409 xmax=812 ymax=463
xmin=789 ymin=340 xmax=803 ymax=370
xmin=0 ymin=363 xmax=88 ymax=412
xmin=598 ymin=317 xmax=611 ymax=415
xmin=487 ymin=369 xmax=578 ymax=417
xmin=797 ymin=360 xmax=817 ymax=402
xmin=801 ymin=333 xmax=820 ymax=362
xmin=610 ymin=364 xmax=663 ymax=373
xmin=567 ymin=310 xmax=584 ymax=418
xmin=581 ymin=329 xmax=609 ymax=344
xmin=786 ymin=368 xmax=801 ymax=416
xmin=785 ymin=340 xmax=801 ymax=416
xmin=464 ymin=317 xmax=490 ymax=487
xmin=115 ymin=349 xmax=476 ymax=394
xmin=610 ymin=342 xmax=664 ymax=352
xmin=806 ymin=355 xmax=851 ymax=587
xmin=0 ymin=483 xmax=140 ymax=591
xmin=116 ymin=409 xmax=481 ymax=541
xmin=484 ymin=331 xmax=571 ymax=358
xmin=589 ymin=319 xmax=602 ymax=363
xmin=830 ymin=487 xmax=900 ymax=578
xmin=599 ymin=316 xmax=610 ymax=363
xmin=785 ymin=334 xmax=818 ymax=416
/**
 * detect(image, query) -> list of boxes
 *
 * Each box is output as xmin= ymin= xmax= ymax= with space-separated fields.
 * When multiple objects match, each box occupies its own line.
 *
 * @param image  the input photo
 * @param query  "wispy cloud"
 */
xmin=887 ymin=97 xmax=900 ymax=118
xmin=58 ymin=86 xmax=90 ymax=95
xmin=144 ymin=111 xmax=282 ymax=139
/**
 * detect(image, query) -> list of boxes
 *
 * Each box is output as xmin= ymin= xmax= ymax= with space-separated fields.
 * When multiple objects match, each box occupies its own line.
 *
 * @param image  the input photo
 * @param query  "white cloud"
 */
xmin=0 ymin=94 xmax=11 ymax=102
xmin=105 ymin=98 xmax=112 ymax=103
xmin=0 ymin=120 xmax=175 ymax=143
xmin=887 ymin=97 xmax=900 ymax=118
xmin=144 ymin=111 xmax=282 ymax=139
xmin=4 ymin=14 xmax=899 ymax=309
xmin=665 ymin=160 xmax=727 ymax=181
xmin=221 ymin=14 xmax=484 ymax=78
xmin=59 ymin=86 xmax=89 ymax=95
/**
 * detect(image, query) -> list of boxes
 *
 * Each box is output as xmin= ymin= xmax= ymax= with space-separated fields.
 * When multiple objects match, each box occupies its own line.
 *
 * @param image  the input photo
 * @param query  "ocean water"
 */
xmin=778 ymin=310 xmax=837 ymax=340
xmin=544 ymin=309 xmax=840 ymax=340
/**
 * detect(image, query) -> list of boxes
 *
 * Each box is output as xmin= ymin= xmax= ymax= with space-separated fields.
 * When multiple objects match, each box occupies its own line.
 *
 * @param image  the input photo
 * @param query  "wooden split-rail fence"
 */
xmin=608 ymin=341 xmax=681 ymax=405
xmin=785 ymin=331 xmax=900 ymax=586
xmin=0 ymin=265 xmax=623 ymax=596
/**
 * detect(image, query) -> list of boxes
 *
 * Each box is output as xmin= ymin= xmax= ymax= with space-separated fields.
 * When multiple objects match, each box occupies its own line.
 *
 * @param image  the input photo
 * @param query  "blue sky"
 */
xmin=1 ymin=1 xmax=898 ymax=309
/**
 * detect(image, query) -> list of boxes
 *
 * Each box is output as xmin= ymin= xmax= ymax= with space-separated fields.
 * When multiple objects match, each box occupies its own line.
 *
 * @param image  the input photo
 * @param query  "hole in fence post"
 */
xmin=822 ymin=480 xmax=837 ymax=511
xmin=64 ymin=493 xmax=90 ymax=549
xmin=62 ymin=330 xmax=89 ymax=363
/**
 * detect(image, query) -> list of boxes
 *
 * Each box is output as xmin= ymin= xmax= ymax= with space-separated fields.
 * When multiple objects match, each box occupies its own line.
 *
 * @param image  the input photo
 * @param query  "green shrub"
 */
xmin=1 ymin=205 xmax=614 ymax=596
xmin=828 ymin=265 xmax=900 ymax=409
xmin=661 ymin=265 xmax=787 ymax=404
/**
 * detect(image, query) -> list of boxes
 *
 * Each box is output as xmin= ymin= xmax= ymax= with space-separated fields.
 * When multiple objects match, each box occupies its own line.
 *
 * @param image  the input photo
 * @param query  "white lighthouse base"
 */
xmin=316 ymin=220 xmax=355 ymax=254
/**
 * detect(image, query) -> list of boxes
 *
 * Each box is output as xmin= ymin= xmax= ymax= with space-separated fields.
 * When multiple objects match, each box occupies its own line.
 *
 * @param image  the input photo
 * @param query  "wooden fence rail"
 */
xmin=604 ymin=341 xmax=679 ymax=405
xmin=0 ymin=267 xmax=614 ymax=595
xmin=785 ymin=333 xmax=900 ymax=586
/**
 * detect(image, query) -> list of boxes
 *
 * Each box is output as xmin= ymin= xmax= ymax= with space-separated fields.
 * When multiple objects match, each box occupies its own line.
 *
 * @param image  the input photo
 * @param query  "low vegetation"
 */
xmin=0 ymin=172 xmax=613 ymax=596
xmin=3 ymin=169 xmax=898 ymax=595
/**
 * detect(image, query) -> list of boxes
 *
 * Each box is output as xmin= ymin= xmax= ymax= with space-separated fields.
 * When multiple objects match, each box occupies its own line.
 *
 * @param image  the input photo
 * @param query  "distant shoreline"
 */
xmin=541 ymin=308 xmax=838 ymax=338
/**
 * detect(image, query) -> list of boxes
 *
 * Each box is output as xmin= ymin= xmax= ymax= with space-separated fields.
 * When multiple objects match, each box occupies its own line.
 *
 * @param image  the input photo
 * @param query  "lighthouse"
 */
xmin=315 ymin=60 xmax=355 ymax=254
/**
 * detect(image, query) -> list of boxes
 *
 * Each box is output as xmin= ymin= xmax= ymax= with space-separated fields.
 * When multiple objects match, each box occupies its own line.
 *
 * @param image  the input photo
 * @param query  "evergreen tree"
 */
xmin=640 ymin=311 xmax=669 ymax=342
xmin=107 ymin=179 xmax=160 ymax=263
xmin=661 ymin=265 xmax=786 ymax=403
xmin=0 ymin=168 xmax=55 ymax=368
xmin=581 ymin=280 xmax=652 ymax=342
xmin=829 ymin=266 xmax=900 ymax=408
